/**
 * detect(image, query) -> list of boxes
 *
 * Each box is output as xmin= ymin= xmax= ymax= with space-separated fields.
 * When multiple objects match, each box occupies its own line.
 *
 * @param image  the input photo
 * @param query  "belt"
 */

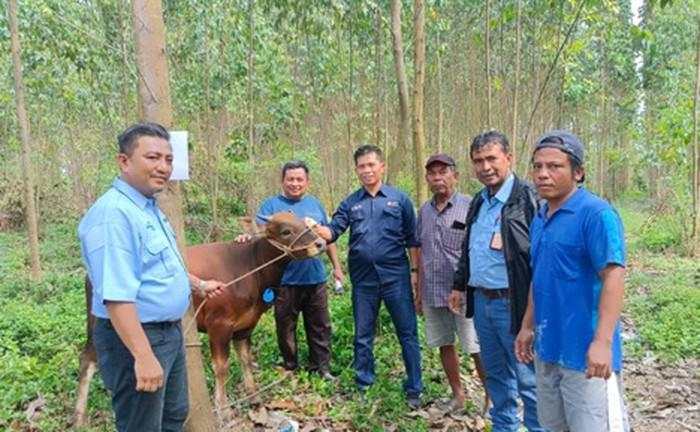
xmin=471 ymin=286 xmax=511 ymax=300
xmin=97 ymin=317 xmax=181 ymax=330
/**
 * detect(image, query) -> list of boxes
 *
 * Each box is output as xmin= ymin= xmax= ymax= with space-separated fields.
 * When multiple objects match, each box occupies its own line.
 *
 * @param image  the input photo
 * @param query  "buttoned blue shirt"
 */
xmin=530 ymin=187 xmax=626 ymax=372
xmin=328 ymin=184 xmax=419 ymax=287
xmin=468 ymin=173 xmax=514 ymax=289
xmin=78 ymin=178 xmax=190 ymax=322
xmin=257 ymin=194 xmax=329 ymax=285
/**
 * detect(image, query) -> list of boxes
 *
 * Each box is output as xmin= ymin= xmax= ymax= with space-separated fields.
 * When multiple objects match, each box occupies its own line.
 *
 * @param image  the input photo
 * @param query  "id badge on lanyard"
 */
xmin=489 ymin=215 xmax=503 ymax=251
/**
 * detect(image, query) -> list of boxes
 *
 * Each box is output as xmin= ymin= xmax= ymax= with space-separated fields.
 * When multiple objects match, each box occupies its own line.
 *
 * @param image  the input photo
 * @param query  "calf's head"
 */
xmin=241 ymin=212 xmax=326 ymax=258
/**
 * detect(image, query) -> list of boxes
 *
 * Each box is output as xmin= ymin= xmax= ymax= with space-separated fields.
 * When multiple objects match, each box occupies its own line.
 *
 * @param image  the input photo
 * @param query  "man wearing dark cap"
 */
xmin=448 ymin=131 xmax=544 ymax=431
xmin=415 ymin=154 xmax=488 ymax=413
xmin=516 ymin=130 xmax=629 ymax=431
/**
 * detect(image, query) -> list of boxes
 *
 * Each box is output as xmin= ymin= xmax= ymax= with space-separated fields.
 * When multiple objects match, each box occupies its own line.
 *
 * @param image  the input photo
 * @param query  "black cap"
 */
xmin=425 ymin=153 xmax=456 ymax=169
xmin=534 ymin=130 xmax=584 ymax=164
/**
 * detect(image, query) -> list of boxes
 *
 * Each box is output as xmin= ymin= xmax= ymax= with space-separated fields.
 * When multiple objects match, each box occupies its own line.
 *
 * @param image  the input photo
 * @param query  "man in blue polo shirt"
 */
xmin=78 ymin=123 xmax=223 ymax=431
xmin=515 ymin=130 xmax=629 ymax=432
xmin=255 ymin=160 xmax=343 ymax=379
xmin=316 ymin=144 xmax=422 ymax=409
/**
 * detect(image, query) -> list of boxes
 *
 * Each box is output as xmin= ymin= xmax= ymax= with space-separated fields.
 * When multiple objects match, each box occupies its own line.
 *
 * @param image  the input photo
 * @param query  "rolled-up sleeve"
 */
xmin=328 ymin=198 xmax=350 ymax=242
xmin=401 ymin=195 xmax=419 ymax=248
xmin=586 ymin=208 xmax=626 ymax=273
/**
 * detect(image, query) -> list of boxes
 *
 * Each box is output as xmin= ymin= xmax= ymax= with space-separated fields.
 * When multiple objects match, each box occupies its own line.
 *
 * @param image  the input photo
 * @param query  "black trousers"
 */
xmin=274 ymin=283 xmax=331 ymax=372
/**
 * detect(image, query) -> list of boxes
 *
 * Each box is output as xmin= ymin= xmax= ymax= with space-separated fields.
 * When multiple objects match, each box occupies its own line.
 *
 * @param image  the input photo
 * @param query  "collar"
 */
xmin=431 ymin=191 xmax=457 ymax=211
xmin=361 ymin=183 xmax=388 ymax=198
xmin=113 ymin=177 xmax=153 ymax=210
xmin=481 ymin=173 xmax=514 ymax=205
xmin=539 ymin=186 xmax=585 ymax=218
xmin=279 ymin=193 xmax=305 ymax=204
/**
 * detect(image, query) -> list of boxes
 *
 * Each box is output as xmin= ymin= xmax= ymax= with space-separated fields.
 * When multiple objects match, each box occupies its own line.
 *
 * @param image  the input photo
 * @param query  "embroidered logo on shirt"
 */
xmin=351 ymin=204 xmax=363 ymax=211
xmin=386 ymin=201 xmax=399 ymax=208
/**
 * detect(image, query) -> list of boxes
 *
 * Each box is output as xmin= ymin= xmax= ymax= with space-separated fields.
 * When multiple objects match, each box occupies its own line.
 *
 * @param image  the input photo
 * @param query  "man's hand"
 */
xmin=200 ymin=280 xmax=226 ymax=298
xmin=234 ymin=233 xmax=252 ymax=243
xmin=514 ymin=327 xmax=535 ymax=364
xmin=333 ymin=266 xmax=345 ymax=284
xmin=447 ymin=290 xmax=464 ymax=315
xmin=586 ymin=338 xmax=613 ymax=379
xmin=134 ymin=352 xmax=164 ymax=392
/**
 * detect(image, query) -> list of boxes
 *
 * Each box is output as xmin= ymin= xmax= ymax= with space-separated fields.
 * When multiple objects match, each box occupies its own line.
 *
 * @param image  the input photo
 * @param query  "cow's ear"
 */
xmin=240 ymin=216 xmax=264 ymax=236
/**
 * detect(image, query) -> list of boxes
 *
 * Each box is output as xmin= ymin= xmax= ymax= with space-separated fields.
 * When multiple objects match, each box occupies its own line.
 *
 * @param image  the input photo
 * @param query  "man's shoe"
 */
xmin=406 ymin=394 xmax=421 ymax=410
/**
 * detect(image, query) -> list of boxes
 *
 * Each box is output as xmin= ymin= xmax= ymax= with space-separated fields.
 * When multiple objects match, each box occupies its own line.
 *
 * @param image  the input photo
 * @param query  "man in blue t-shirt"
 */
xmin=256 ymin=161 xmax=343 ymax=379
xmin=515 ymin=130 xmax=629 ymax=432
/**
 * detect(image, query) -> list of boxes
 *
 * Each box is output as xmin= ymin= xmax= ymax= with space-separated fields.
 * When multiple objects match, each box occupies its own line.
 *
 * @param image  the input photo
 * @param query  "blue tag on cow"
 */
xmin=262 ymin=287 xmax=275 ymax=304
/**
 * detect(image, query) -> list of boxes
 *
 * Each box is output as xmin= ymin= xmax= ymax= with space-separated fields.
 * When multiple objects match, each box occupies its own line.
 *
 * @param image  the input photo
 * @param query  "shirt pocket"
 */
xmin=382 ymin=206 xmax=403 ymax=234
xmin=551 ymin=240 xmax=585 ymax=280
xmin=441 ymin=224 xmax=465 ymax=252
xmin=143 ymin=234 xmax=176 ymax=278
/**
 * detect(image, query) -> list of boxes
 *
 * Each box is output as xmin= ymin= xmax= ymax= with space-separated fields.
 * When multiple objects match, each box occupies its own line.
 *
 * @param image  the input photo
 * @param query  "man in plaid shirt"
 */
xmin=415 ymin=153 xmax=488 ymax=413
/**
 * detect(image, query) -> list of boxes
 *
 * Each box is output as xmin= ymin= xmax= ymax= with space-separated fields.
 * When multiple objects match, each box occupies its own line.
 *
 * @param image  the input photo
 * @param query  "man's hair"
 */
xmin=117 ymin=122 xmax=170 ymax=156
xmin=470 ymin=130 xmax=510 ymax=158
xmin=534 ymin=136 xmax=585 ymax=183
xmin=353 ymin=144 xmax=384 ymax=164
xmin=281 ymin=160 xmax=309 ymax=179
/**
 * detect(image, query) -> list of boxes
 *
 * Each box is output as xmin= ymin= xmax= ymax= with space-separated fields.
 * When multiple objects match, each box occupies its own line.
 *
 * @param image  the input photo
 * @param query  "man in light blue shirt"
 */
xmin=449 ymin=131 xmax=543 ymax=431
xmin=79 ymin=123 xmax=222 ymax=432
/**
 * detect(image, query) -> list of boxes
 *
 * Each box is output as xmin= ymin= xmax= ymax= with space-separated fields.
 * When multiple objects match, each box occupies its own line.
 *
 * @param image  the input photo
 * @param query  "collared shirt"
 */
xmin=328 ymin=184 xmax=418 ymax=287
xmin=530 ymin=187 xmax=626 ymax=372
xmin=257 ymin=194 xmax=329 ymax=285
xmin=417 ymin=192 xmax=471 ymax=307
xmin=468 ymin=173 xmax=515 ymax=289
xmin=78 ymin=177 xmax=190 ymax=322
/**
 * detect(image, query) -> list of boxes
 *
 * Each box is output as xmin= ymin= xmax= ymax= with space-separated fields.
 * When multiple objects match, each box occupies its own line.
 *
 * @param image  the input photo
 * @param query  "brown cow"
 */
xmin=73 ymin=212 xmax=326 ymax=426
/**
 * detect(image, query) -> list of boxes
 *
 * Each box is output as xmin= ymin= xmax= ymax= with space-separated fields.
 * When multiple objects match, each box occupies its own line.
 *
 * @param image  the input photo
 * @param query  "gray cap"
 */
xmin=534 ymin=130 xmax=584 ymax=164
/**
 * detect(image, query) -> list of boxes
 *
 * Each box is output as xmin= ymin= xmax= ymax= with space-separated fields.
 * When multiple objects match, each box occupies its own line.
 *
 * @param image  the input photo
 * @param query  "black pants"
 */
xmin=274 ymin=283 xmax=331 ymax=372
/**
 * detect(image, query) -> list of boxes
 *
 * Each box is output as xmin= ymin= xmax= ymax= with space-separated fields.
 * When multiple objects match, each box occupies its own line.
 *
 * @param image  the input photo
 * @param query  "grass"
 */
xmin=0 ymin=203 xmax=697 ymax=430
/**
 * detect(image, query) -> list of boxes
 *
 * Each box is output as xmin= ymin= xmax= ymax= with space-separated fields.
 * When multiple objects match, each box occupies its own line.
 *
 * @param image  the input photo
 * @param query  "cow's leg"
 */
xmin=73 ymin=342 xmax=97 ymax=427
xmin=232 ymin=337 xmax=257 ymax=396
xmin=208 ymin=328 xmax=234 ymax=420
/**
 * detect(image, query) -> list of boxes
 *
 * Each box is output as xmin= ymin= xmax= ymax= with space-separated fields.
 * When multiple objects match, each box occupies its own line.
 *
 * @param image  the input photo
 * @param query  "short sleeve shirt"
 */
xmin=530 ymin=187 xmax=626 ymax=372
xmin=328 ymin=184 xmax=418 ymax=287
xmin=256 ymin=194 xmax=329 ymax=285
xmin=78 ymin=178 xmax=190 ymax=322
xmin=417 ymin=192 xmax=471 ymax=307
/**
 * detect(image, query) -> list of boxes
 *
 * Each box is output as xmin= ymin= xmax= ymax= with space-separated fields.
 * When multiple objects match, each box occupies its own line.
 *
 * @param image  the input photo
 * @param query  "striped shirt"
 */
xmin=417 ymin=192 xmax=471 ymax=307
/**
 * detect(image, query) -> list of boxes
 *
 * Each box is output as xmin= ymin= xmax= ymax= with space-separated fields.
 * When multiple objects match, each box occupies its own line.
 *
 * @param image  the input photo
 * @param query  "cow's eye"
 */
xmin=281 ymin=229 xmax=292 ymax=236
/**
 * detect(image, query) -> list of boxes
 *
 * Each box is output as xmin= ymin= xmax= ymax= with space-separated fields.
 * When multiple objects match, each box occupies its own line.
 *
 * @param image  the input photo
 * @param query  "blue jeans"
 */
xmin=473 ymin=291 xmax=545 ymax=432
xmin=93 ymin=318 xmax=189 ymax=432
xmin=352 ymin=278 xmax=422 ymax=397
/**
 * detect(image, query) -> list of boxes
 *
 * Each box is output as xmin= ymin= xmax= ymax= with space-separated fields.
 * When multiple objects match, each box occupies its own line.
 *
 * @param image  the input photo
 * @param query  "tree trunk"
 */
xmin=374 ymin=6 xmax=383 ymax=148
xmin=130 ymin=1 xmax=217 ymax=430
xmin=485 ymin=0 xmax=492 ymax=128
xmin=412 ymin=0 xmax=428 ymax=204
xmin=8 ymin=0 xmax=41 ymax=280
xmin=389 ymin=0 xmax=411 ymax=183
xmin=246 ymin=0 xmax=257 ymax=215
xmin=511 ymin=0 xmax=521 ymax=166
xmin=437 ymin=31 xmax=444 ymax=153
xmin=692 ymin=17 xmax=700 ymax=256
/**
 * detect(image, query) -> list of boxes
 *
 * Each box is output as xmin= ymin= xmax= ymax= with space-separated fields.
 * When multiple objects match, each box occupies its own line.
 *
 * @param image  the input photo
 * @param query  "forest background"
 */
xmin=0 ymin=0 xmax=698 ymax=431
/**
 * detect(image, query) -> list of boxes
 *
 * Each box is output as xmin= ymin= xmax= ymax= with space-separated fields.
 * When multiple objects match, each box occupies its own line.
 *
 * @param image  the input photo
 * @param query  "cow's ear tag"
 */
xmin=262 ymin=287 xmax=275 ymax=304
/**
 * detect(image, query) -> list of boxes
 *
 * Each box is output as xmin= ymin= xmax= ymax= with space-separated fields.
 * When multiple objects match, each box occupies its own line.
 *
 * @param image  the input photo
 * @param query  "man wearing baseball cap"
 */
xmin=415 ymin=153 xmax=488 ymax=413
xmin=515 ymin=130 xmax=629 ymax=431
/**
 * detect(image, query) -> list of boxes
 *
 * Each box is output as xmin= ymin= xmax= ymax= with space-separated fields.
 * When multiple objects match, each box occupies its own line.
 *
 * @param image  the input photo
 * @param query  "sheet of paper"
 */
xmin=169 ymin=130 xmax=189 ymax=181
